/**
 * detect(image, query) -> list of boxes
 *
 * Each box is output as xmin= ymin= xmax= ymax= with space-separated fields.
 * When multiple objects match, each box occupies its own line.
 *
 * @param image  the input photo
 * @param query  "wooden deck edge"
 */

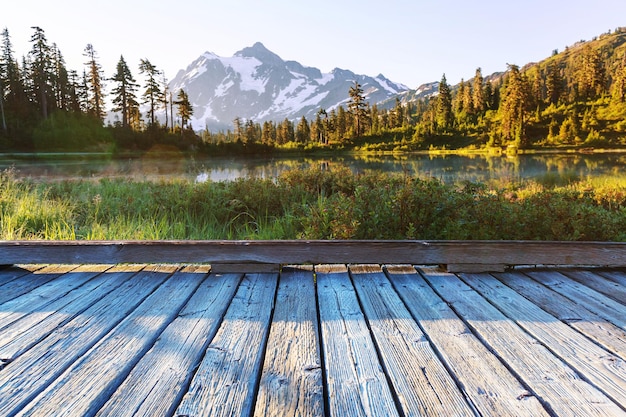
xmin=1 ymin=240 xmax=626 ymax=268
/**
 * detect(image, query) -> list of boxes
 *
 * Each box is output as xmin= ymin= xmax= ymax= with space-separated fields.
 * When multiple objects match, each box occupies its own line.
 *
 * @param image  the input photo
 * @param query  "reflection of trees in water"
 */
xmin=5 ymin=152 xmax=626 ymax=182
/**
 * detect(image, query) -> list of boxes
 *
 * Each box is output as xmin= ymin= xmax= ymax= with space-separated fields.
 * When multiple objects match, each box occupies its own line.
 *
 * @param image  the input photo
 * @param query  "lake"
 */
xmin=1 ymin=151 xmax=626 ymax=183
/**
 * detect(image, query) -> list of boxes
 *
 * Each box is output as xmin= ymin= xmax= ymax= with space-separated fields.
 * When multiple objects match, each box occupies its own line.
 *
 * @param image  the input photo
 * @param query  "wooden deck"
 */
xmin=0 ymin=262 xmax=625 ymax=416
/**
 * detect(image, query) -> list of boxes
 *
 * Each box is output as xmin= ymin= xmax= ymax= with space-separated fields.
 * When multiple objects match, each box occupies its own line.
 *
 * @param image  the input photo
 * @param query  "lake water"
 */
xmin=1 ymin=151 xmax=626 ymax=183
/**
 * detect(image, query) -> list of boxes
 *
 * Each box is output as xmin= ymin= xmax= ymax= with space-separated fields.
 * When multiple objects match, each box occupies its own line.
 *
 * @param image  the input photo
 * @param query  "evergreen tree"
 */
xmin=83 ymin=44 xmax=105 ymax=121
xmin=139 ymin=58 xmax=164 ymax=127
xmin=435 ymin=74 xmax=453 ymax=132
xmin=28 ymin=26 xmax=53 ymax=119
xmin=174 ymin=89 xmax=193 ymax=130
xmin=347 ymin=81 xmax=368 ymax=137
xmin=296 ymin=115 xmax=310 ymax=143
xmin=472 ymin=68 xmax=486 ymax=114
xmin=499 ymin=64 xmax=532 ymax=146
xmin=546 ymin=61 xmax=564 ymax=105
xmin=611 ymin=51 xmax=626 ymax=103
xmin=111 ymin=55 xmax=140 ymax=129
xmin=51 ymin=44 xmax=70 ymax=111
xmin=577 ymin=45 xmax=606 ymax=100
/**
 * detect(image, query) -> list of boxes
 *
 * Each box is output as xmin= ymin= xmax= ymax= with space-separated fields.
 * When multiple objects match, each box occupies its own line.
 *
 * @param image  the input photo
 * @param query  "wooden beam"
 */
xmin=1 ymin=240 xmax=626 ymax=267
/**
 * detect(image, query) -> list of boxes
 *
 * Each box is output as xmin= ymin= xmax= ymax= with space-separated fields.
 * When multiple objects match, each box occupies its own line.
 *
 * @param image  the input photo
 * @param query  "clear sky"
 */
xmin=4 ymin=0 xmax=626 ymax=88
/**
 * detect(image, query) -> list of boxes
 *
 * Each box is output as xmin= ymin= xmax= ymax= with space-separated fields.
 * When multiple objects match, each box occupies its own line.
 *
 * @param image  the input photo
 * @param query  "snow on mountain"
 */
xmin=167 ymin=42 xmax=410 ymax=130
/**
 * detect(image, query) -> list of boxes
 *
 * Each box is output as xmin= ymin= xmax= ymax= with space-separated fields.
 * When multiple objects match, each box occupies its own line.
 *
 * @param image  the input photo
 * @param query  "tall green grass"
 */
xmin=2 ymin=167 xmax=626 ymax=241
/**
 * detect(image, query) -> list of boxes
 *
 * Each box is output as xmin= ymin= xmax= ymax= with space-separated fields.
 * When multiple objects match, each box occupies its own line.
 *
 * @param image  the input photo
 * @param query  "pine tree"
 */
xmin=577 ymin=45 xmax=606 ymax=100
xmin=139 ymin=58 xmax=164 ymax=127
xmin=611 ymin=51 xmax=626 ymax=103
xmin=435 ymin=74 xmax=453 ymax=132
xmin=296 ymin=115 xmax=310 ymax=143
xmin=347 ymin=81 xmax=368 ymax=137
xmin=472 ymin=68 xmax=486 ymax=114
xmin=546 ymin=61 xmax=564 ymax=105
xmin=111 ymin=55 xmax=139 ymax=128
xmin=499 ymin=64 xmax=532 ymax=146
xmin=174 ymin=89 xmax=193 ymax=130
xmin=28 ymin=26 xmax=53 ymax=119
xmin=51 ymin=44 xmax=70 ymax=111
xmin=83 ymin=44 xmax=105 ymax=121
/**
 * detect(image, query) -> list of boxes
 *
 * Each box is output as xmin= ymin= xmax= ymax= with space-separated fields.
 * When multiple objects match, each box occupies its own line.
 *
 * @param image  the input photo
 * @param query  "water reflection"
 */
xmin=1 ymin=152 xmax=625 ymax=183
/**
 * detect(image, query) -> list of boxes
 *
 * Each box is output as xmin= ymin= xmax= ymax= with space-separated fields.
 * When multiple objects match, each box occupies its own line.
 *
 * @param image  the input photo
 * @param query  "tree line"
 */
xmin=2 ymin=26 xmax=626 ymax=154
xmin=0 ymin=26 xmax=194 ymax=151
xmin=209 ymin=27 xmax=626 ymax=152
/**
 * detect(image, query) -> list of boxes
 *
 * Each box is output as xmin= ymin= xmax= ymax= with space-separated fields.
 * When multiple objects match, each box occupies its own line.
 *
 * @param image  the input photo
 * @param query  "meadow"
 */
xmin=2 ymin=167 xmax=626 ymax=241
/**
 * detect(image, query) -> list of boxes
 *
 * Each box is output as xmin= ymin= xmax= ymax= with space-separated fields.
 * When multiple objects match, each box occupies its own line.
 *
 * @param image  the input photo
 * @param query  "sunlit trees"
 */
xmin=347 ymin=81 xmax=368 ymax=137
xmin=499 ymin=64 xmax=532 ymax=146
xmin=435 ymin=74 xmax=453 ymax=132
xmin=174 ymin=89 xmax=193 ymax=130
xmin=139 ymin=58 xmax=163 ymax=127
xmin=577 ymin=45 xmax=606 ymax=100
xmin=83 ymin=44 xmax=105 ymax=120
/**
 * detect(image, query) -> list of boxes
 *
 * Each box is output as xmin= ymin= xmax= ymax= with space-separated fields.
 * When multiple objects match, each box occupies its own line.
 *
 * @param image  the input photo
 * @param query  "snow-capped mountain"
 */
xmin=168 ymin=42 xmax=409 ymax=130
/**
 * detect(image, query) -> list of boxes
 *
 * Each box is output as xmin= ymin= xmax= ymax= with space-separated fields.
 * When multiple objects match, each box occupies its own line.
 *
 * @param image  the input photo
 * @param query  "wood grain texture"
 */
xmin=316 ymin=264 xmax=400 ymax=417
xmin=461 ymin=272 xmax=626 ymax=407
xmin=95 ymin=268 xmax=240 ymax=417
xmin=496 ymin=270 xmax=626 ymax=361
xmin=16 ymin=266 xmax=208 ymax=417
xmin=254 ymin=265 xmax=324 ymax=417
xmin=0 ymin=264 xmax=77 ymax=305
xmin=561 ymin=269 xmax=626 ymax=304
xmin=174 ymin=272 xmax=279 ymax=417
xmin=4 ymin=240 xmax=626 ymax=267
xmin=386 ymin=265 xmax=549 ymax=416
xmin=527 ymin=270 xmax=626 ymax=331
xmin=0 ymin=265 xmax=176 ymax=416
xmin=0 ymin=265 xmax=123 ymax=361
xmin=422 ymin=268 xmax=625 ymax=416
xmin=349 ymin=264 xmax=476 ymax=416
xmin=0 ymin=265 xmax=109 ymax=332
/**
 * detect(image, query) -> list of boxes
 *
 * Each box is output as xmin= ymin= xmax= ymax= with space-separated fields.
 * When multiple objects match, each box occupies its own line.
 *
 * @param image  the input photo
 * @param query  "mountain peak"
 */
xmin=168 ymin=43 xmax=409 ymax=130
xmin=235 ymin=42 xmax=284 ymax=66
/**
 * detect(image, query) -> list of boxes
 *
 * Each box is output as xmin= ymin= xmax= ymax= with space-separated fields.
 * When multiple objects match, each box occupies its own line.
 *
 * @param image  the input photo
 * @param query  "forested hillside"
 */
xmin=2 ymin=26 xmax=626 ymax=153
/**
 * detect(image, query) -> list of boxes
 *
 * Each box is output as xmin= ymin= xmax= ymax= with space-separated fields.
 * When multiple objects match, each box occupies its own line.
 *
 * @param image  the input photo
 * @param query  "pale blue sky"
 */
xmin=4 ymin=0 xmax=626 ymax=88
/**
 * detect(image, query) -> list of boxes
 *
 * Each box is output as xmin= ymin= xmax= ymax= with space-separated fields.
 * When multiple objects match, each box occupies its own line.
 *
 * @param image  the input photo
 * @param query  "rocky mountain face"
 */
xmin=167 ymin=42 xmax=410 ymax=130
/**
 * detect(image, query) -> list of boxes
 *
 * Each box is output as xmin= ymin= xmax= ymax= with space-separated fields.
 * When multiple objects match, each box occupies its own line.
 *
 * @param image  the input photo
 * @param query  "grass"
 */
xmin=2 ymin=167 xmax=626 ymax=241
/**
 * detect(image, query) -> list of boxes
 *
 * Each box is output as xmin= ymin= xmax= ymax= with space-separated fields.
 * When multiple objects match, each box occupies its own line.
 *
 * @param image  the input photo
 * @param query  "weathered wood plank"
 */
xmin=0 ymin=265 xmax=42 ymax=287
xmin=421 ymin=268 xmax=625 ymax=416
xmin=386 ymin=265 xmax=549 ymax=416
xmin=254 ymin=265 xmax=324 ymax=417
xmin=0 ymin=264 xmax=77 ymax=305
xmin=496 ymin=271 xmax=626 ymax=361
xmin=16 ymin=266 xmax=208 ymax=417
xmin=95 ymin=268 xmax=240 ymax=417
xmin=315 ymin=264 xmax=400 ymax=417
xmin=350 ymin=264 xmax=476 ymax=416
xmin=0 ymin=264 xmax=110 ymax=332
xmin=210 ymin=263 xmax=281 ymax=273
xmin=561 ymin=269 xmax=626 ymax=304
xmin=597 ymin=270 xmax=626 ymax=287
xmin=174 ymin=272 xmax=279 ymax=417
xmin=461 ymin=272 xmax=626 ymax=407
xmin=527 ymin=270 xmax=626 ymax=331
xmin=4 ymin=240 xmax=626 ymax=266
xmin=0 ymin=265 xmax=176 ymax=416
xmin=0 ymin=265 xmax=121 ymax=361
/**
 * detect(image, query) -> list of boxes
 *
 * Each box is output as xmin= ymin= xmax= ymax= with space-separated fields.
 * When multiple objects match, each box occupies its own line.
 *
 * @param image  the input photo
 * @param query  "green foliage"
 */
xmin=32 ymin=112 xmax=114 ymax=151
xmin=3 ymin=167 xmax=626 ymax=241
